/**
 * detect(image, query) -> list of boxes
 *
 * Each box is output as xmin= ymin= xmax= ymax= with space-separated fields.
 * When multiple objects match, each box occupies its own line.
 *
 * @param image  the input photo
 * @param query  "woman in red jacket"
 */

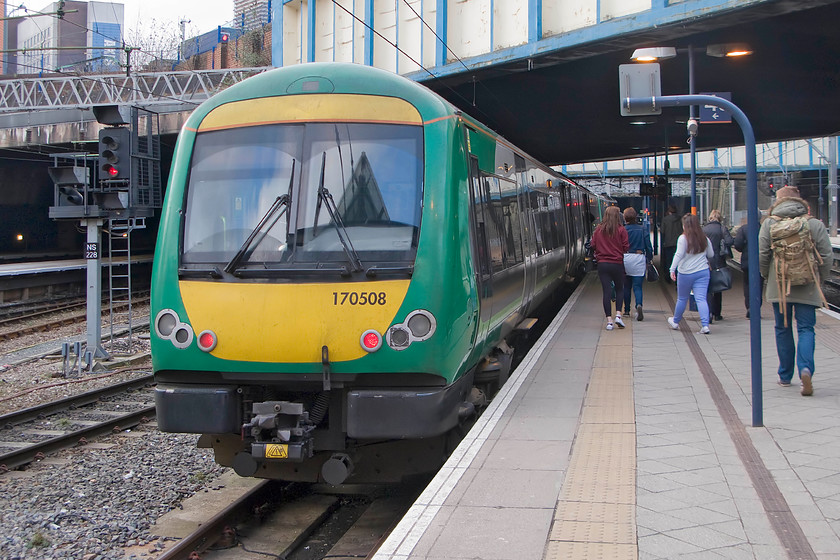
xmin=591 ymin=206 xmax=629 ymax=330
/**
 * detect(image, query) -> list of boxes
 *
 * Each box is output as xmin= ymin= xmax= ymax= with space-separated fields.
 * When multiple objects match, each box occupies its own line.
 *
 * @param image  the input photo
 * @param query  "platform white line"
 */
xmin=372 ymin=275 xmax=592 ymax=560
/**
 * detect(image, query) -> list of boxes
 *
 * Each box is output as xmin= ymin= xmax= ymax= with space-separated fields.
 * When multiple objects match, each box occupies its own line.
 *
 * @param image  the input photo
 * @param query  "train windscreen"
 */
xmin=181 ymin=122 xmax=423 ymax=273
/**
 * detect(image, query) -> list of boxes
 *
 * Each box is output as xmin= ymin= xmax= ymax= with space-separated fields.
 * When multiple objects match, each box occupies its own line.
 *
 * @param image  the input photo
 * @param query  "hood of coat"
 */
xmin=768 ymin=196 xmax=809 ymax=219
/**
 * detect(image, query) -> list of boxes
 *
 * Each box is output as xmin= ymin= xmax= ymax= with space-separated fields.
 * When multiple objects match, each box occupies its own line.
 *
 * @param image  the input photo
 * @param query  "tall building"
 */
xmin=12 ymin=1 xmax=123 ymax=75
xmin=234 ymin=0 xmax=270 ymax=31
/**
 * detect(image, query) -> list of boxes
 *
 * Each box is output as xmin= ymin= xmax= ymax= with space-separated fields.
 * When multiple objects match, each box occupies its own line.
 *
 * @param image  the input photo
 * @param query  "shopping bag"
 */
xmin=646 ymin=262 xmax=660 ymax=283
xmin=709 ymin=267 xmax=732 ymax=293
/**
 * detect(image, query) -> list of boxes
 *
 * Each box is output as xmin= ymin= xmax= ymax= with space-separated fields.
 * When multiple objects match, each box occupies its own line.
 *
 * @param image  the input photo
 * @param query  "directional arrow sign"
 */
xmin=699 ymin=92 xmax=732 ymax=123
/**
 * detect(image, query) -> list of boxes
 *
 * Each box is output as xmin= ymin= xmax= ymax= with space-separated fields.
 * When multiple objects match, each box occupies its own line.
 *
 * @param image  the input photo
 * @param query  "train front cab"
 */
xmin=152 ymin=68 xmax=482 ymax=484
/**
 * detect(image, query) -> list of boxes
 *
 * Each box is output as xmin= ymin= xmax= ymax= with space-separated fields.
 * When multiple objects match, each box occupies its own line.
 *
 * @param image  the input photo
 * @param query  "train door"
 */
xmin=468 ymin=155 xmax=493 ymax=343
xmin=557 ymin=184 xmax=573 ymax=277
xmin=515 ymin=154 xmax=537 ymax=305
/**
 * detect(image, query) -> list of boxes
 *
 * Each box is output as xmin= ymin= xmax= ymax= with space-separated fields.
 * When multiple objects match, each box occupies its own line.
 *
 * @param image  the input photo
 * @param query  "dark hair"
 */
xmin=623 ymin=207 xmax=637 ymax=224
xmin=666 ymin=205 xmax=677 ymax=215
xmin=597 ymin=206 xmax=622 ymax=237
xmin=681 ymin=214 xmax=707 ymax=254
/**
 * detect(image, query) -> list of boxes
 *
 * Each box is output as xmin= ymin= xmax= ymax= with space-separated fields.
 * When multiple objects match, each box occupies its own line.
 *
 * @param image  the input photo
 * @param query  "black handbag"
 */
xmin=646 ymin=262 xmax=660 ymax=283
xmin=709 ymin=267 xmax=732 ymax=293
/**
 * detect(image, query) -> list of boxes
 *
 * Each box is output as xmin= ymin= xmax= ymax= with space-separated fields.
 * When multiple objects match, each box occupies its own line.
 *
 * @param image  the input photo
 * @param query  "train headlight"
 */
xmin=386 ymin=309 xmax=437 ymax=351
xmin=406 ymin=310 xmax=436 ymax=340
xmin=155 ymin=309 xmax=195 ymax=349
xmin=360 ymin=330 xmax=382 ymax=352
xmin=155 ymin=309 xmax=178 ymax=338
xmin=387 ymin=326 xmax=411 ymax=350
xmin=171 ymin=325 xmax=194 ymax=349
xmin=197 ymin=330 xmax=218 ymax=352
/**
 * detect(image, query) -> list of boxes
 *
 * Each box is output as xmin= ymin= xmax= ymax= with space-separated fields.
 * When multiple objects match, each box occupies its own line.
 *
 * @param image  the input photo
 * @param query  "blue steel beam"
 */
xmin=435 ymin=0 xmax=447 ymax=67
xmin=271 ymin=2 xmax=285 ymax=67
xmin=365 ymin=0 xmax=375 ymax=65
xmin=308 ymin=0 xmax=317 ymax=62
xmin=409 ymin=0 xmax=769 ymax=80
xmin=529 ymin=0 xmax=542 ymax=43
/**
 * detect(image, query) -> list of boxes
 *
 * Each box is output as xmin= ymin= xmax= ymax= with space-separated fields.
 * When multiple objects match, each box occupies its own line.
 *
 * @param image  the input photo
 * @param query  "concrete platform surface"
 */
xmin=374 ymin=267 xmax=840 ymax=560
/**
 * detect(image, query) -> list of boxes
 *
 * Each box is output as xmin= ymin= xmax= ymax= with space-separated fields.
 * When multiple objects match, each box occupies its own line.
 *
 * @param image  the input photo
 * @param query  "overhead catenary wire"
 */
xmin=329 ymin=0 xmax=518 ymax=128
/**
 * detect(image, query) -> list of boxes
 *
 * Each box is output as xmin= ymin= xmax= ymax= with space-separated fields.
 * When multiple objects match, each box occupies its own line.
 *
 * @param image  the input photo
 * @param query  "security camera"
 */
xmin=687 ymin=119 xmax=699 ymax=136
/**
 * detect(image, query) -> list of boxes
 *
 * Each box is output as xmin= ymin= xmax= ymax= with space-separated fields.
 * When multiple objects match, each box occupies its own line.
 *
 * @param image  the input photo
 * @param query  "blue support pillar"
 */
xmin=528 ymin=0 xmax=542 ymax=43
xmin=625 ymin=93 xmax=762 ymax=427
xmin=365 ymin=0 xmax=374 ymax=66
xmin=435 ymin=0 xmax=447 ymax=67
xmin=272 ymin=0 xmax=282 ymax=66
xmin=307 ymin=0 xmax=317 ymax=62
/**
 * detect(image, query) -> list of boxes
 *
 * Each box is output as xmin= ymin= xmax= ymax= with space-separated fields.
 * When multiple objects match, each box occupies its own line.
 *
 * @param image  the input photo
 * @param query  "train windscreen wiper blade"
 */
xmin=224 ymin=160 xmax=295 ymax=274
xmin=316 ymin=151 xmax=364 ymax=273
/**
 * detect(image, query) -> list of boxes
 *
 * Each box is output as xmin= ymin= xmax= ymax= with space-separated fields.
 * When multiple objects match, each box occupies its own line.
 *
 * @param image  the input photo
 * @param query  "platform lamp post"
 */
xmin=631 ymin=44 xmax=753 ymax=216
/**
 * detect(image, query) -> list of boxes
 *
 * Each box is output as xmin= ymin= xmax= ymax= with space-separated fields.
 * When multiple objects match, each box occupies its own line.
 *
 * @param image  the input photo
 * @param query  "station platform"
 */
xmin=374 ymin=268 xmax=840 ymax=560
xmin=0 ymin=255 xmax=153 ymax=278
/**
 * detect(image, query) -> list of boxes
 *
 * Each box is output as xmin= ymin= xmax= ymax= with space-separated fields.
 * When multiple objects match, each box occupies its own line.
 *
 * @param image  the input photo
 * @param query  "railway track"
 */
xmin=154 ymin=479 xmax=421 ymax=560
xmin=0 ymin=293 xmax=150 ymax=342
xmin=0 ymin=294 xmax=85 ymax=320
xmin=0 ymin=375 xmax=155 ymax=472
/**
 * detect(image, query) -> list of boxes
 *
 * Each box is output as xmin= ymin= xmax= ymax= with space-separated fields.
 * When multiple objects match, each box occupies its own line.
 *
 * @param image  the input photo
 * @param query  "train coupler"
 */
xmin=242 ymin=400 xmax=316 ymax=463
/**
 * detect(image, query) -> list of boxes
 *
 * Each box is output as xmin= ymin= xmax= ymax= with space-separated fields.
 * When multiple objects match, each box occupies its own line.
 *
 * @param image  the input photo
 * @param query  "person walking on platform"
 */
xmin=759 ymin=186 xmax=832 ymax=396
xmin=591 ymin=206 xmax=628 ymax=331
xmin=733 ymin=218 xmax=764 ymax=318
xmin=668 ymin=214 xmax=714 ymax=334
xmin=703 ymin=210 xmax=734 ymax=322
xmin=622 ymin=207 xmax=653 ymax=321
xmin=660 ymin=205 xmax=682 ymax=284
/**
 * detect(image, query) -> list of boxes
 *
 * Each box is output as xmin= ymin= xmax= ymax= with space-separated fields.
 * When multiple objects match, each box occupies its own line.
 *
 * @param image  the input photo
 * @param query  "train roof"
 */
xmin=180 ymin=62 xmax=590 ymax=195
xmin=183 ymin=62 xmax=456 ymax=130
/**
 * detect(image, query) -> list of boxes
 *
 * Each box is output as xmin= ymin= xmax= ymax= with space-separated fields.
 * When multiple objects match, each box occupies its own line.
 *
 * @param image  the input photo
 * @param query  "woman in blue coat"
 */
xmin=622 ymin=207 xmax=653 ymax=321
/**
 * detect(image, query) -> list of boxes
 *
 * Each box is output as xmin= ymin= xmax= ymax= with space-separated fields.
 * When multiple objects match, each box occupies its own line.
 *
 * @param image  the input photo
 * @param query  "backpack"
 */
xmin=769 ymin=214 xmax=827 ymax=325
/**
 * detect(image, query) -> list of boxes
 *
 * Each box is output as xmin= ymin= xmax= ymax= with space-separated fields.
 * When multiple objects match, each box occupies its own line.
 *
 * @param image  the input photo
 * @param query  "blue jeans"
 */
xmin=674 ymin=269 xmax=710 ymax=326
xmin=772 ymin=302 xmax=816 ymax=382
xmin=623 ymin=275 xmax=645 ymax=313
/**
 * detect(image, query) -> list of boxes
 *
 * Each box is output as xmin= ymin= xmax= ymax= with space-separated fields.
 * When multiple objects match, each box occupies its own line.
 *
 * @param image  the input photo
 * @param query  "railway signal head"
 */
xmin=98 ymin=127 xmax=131 ymax=181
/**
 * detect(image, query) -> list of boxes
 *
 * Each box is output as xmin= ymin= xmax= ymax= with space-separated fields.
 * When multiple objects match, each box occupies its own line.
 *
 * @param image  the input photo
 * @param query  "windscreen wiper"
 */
xmin=316 ymin=151 xmax=363 ymax=273
xmin=224 ymin=160 xmax=295 ymax=274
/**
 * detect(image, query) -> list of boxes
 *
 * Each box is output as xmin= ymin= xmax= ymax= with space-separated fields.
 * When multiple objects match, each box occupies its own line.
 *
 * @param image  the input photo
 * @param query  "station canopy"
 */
xmin=420 ymin=0 xmax=840 ymax=166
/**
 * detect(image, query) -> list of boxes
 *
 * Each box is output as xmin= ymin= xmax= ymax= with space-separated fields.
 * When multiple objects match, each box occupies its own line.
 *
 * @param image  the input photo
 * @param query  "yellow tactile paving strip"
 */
xmin=544 ymin=325 xmax=637 ymax=560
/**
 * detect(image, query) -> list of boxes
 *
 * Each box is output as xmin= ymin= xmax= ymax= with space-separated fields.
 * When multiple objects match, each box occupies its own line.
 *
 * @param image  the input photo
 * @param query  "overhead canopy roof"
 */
xmin=418 ymin=0 xmax=840 ymax=166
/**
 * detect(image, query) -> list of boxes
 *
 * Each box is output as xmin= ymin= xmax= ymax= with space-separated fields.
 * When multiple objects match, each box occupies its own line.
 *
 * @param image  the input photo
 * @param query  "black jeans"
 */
xmin=707 ymin=289 xmax=723 ymax=317
xmin=661 ymin=245 xmax=676 ymax=281
xmin=597 ymin=262 xmax=625 ymax=317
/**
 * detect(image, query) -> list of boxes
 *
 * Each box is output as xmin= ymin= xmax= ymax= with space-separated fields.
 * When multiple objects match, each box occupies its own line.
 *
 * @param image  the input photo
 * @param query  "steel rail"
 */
xmin=0 ymin=404 xmax=155 ymax=471
xmin=0 ymin=374 xmax=153 ymax=427
xmin=155 ymin=480 xmax=279 ymax=560
xmin=0 ymin=296 xmax=150 ymax=342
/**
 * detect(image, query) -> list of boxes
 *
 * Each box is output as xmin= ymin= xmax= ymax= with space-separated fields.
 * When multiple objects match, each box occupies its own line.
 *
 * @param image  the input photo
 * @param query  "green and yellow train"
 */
xmin=151 ymin=62 xmax=610 ymax=484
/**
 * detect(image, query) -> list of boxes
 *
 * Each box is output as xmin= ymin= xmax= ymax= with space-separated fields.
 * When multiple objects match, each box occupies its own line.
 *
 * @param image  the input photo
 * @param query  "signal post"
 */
xmin=48 ymin=105 xmax=161 ymax=370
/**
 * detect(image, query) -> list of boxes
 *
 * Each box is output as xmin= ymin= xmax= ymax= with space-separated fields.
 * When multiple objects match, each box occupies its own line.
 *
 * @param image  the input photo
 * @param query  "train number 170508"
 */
xmin=332 ymin=291 xmax=387 ymax=305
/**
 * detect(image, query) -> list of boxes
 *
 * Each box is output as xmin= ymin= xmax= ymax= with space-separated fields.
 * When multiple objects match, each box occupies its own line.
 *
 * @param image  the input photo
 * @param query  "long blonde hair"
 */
xmin=597 ymin=206 xmax=622 ymax=237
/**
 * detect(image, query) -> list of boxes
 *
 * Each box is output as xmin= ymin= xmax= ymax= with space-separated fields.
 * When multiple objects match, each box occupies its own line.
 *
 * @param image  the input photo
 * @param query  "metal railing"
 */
xmin=0 ymin=67 xmax=267 ymax=112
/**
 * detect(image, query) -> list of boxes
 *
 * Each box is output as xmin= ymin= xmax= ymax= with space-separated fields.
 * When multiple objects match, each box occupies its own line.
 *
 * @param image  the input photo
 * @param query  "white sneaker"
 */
xmin=614 ymin=315 xmax=625 ymax=328
xmin=667 ymin=317 xmax=679 ymax=330
xmin=605 ymin=322 xmax=614 ymax=331
xmin=699 ymin=326 xmax=710 ymax=334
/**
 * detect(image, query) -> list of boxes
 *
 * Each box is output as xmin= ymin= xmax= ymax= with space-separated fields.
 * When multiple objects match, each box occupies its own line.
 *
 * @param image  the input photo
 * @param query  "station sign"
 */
xmin=699 ymin=92 xmax=732 ymax=124
xmin=85 ymin=243 xmax=99 ymax=259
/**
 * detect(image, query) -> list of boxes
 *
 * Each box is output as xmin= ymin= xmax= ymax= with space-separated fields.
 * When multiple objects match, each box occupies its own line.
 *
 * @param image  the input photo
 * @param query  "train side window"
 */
xmin=527 ymin=190 xmax=545 ymax=256
xmin=499 ymin=178 xmax=524 ymax=265
xmin=468 ymin=157 xmax=492 ymax=281
xmin=484 ymin=176 xmax=506 ymax=273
